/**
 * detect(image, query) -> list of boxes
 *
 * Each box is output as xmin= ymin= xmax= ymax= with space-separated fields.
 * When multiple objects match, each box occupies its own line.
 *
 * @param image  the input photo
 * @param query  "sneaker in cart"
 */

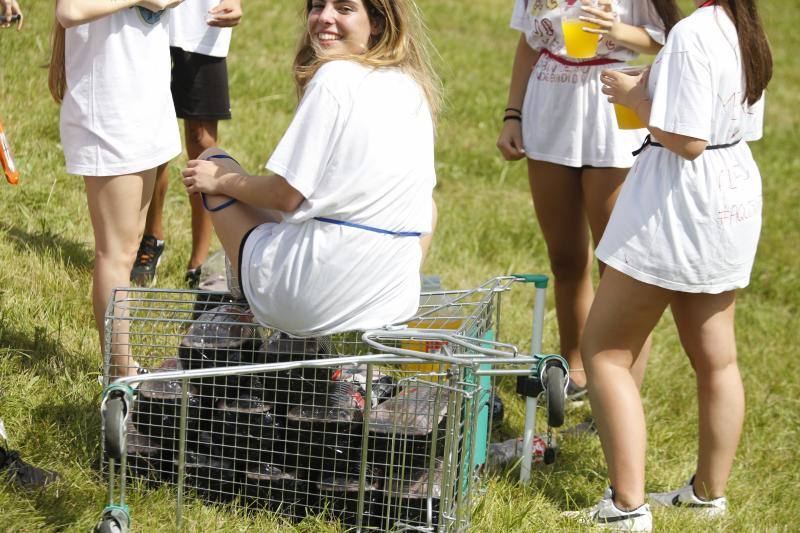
xmin=648 ymin=477 xmax=727 ymax=518
xmin=0 ymin=447 xmax=60 ymax=490
xmin=564 ymin=497 xmax=652 ymax=532
xmin=130 ymin=235 xmax=165 ymax=286
xmin=185 ymin=266 xmax=202 ymax=289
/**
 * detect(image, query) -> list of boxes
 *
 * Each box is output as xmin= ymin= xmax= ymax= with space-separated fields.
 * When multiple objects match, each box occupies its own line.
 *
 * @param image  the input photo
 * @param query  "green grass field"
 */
xmin=1 ymin=0 xmax=798 ymax=530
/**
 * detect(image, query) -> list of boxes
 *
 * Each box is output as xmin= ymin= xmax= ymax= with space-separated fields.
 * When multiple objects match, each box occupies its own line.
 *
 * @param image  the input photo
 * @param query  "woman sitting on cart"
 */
xmin=181 ymin=0 xmax=439 ymax=337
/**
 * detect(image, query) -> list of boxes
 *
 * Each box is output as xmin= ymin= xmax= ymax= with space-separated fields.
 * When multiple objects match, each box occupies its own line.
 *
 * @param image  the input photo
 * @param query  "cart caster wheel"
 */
xmin=544 ymin=447 xmax=557 ymax=465
xmin=544 ymin=365 xmax=566 ymax=428
xmin=104 ymin=396 xmax=127 ymax=461
xmin=95 ymin=506 xmax=130 ymax=533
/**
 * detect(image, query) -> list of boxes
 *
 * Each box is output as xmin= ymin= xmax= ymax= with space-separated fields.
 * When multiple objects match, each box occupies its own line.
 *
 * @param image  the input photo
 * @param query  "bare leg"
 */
xmin=671 ymin=291 xmax=742 ymax=500
xmin=420 ymin=199 xmax=437 ymax=267
xmin=195 ymin=148 xmax=281 ymax=275
xmin=528 ymin=159 xmax=592 ymax=387
xmin=581 ymin=166 xmax=653 ymax=388
xmin=184 ymin=119 xmax=218 ymax=270
xmin=581 ymin=267 xmax=671 ymax=509
xmin=85 ymin=170 xmax=156 ymax=378
xmin=143 ymin=162 xmax=169 ymax=241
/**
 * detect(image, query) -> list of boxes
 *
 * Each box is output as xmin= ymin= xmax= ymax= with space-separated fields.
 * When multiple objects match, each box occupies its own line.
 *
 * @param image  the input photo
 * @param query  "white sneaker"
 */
xmin=564 ymin=497 xmax=653 ymax=531
xmin=648 ymin=478 xmax=727 ymax=518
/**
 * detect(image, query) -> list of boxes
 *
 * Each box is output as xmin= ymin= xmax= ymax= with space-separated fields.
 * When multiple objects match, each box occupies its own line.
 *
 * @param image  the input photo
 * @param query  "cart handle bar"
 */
xmin=109 ymin=354 xmax=419 ymax=387
xmin=362 ymin=328 xmax=522 ymax=363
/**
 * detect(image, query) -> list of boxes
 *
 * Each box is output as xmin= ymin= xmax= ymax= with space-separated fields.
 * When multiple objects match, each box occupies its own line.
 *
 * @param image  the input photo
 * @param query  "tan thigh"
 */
xmin=84 ymin=170 xmax=157 ymax=255
xmin=670 ymin=291 xmax=738 ymax=373
xmin=527 ymin=159 xmax=591 ymax=273
xmin=580 ymin=166 xmax=628 ymax=249
xmin=582 ymin=267 xmax=671 ymax=368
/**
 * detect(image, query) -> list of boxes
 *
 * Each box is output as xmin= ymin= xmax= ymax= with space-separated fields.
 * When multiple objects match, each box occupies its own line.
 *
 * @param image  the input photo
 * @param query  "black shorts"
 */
xmin=237 ymin=226 xmax=259 ymax=296
xmin=170 ymin=47 xmax=232 ymax=121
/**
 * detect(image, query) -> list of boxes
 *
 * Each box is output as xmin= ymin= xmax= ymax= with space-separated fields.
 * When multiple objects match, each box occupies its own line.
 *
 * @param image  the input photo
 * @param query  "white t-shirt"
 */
xmin=241 ymin=61 xmax=435 ymax=336
xmin=169 ymin=0 xmax=232 ymax=57
xmin=61 ymin=7 xmax=181 ymax=176
xmin=596 ymin=6 xmax=765 ymax=293
xmin=510 ymin=0 xmax=666 ymax=167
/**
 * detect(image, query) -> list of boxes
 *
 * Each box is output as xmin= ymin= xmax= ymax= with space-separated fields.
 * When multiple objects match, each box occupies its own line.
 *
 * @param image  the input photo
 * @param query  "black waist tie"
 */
xmin=632 ymin=134 xmax=742 ymax=157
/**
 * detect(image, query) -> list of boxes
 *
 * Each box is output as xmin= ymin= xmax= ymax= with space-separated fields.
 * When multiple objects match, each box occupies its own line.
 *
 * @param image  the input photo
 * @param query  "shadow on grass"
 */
xmin=0 ymin=222 xmax=93 ymax=273
xmin=0 ymin=315 xmax=95 ymax=379
xmin=19 ymin=397 xmax=103 ymax=531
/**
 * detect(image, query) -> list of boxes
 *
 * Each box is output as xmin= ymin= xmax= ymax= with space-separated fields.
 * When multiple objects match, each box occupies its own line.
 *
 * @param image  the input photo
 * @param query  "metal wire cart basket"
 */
xmin=96 ymin=275 xmax=568 ymax=532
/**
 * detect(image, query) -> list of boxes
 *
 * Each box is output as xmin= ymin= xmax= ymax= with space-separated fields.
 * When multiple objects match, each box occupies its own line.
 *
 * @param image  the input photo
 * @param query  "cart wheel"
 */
xmin=544 ymin=447 xmax=557 ymax=465
xmin=95 ymin=518 xmax=122 ymax=533
xmin=104 ymin=397 xmax=127 ymax=461
xmin=544 ymin=365 xmax=566 ymax=428
xmin=95 ymin=506 xmax=130 ymax=533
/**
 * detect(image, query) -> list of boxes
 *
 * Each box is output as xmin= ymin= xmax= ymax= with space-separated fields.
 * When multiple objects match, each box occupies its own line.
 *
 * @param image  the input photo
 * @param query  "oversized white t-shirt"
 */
xmin=169 ymin=0 xmax=232 ymax=57
xmin=61 ymin=7 xmax=181 ymax=176
xmin=596 ymin=6 xmax=765 ymax=293
xmin=510 ymin=0 xmax=666 ymax=167
xmin=241 ymin=61 xmax=435 ymax=336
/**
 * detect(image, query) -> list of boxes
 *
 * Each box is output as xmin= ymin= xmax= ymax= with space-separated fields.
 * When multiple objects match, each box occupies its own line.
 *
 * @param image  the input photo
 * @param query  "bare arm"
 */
xmin=506 ymin=34 xmax=539 ymax=112
xmin=580 ymin=0 xmax=662 ymax=56
xmin=182 ymin=159 xmax=305 ymax=212
xmin=496 ymin=34 xmax=539 ymax=161
xmin=601 ymin=69 xmax=709 ymax=161
xmin=56 ymin=0 xmax=182 ymax=28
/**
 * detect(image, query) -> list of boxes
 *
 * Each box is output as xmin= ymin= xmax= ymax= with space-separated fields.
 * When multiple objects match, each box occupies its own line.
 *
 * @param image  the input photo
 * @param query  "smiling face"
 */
xmin=308 ymin=0 xmax=376 ymax=56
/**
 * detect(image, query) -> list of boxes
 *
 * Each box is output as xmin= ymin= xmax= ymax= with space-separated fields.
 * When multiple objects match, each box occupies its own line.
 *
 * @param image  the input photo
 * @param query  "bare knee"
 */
xmin=548 ymin=247 xmax=592 ymax=284
xmin=185 ymin=121 xmax=217 ymax=154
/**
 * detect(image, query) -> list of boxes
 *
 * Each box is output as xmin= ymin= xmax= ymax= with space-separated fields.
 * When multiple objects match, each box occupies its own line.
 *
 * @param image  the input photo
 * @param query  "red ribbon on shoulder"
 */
xmin=699 ymin=0 xmax=715 ymax=7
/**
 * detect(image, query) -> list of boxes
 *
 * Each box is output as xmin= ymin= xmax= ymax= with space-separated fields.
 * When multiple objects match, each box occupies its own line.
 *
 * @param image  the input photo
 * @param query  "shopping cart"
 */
xmin=96 ymin=275 xmax=568 ymax=532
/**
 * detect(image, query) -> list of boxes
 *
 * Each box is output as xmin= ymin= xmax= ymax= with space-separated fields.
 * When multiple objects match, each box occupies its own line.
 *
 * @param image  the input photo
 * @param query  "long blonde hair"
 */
xmin=294 ymin=0 xmax=442 ymax=120
xmin=48 ymin=16 xmax=66 ymax=103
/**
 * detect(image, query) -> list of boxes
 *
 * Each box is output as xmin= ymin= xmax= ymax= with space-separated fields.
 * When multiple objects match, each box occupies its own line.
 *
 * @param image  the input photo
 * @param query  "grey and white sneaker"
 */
xmin=648 ymin=478 xmax=727 ymax=518
xmin=564 ymin=497 xmax=652 ymax=532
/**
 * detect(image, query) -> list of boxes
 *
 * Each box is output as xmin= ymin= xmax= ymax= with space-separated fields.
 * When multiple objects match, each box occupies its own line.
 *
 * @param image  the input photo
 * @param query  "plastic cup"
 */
xmin=613 ymin=103 xmax=645 ymax=129
xmin=561 ymin=18 xmax=600 ymax=59
xmin=610 ymin=66 xmax=646 ymax=129
xmin=561 ymin=0 xmax=600 ymax=59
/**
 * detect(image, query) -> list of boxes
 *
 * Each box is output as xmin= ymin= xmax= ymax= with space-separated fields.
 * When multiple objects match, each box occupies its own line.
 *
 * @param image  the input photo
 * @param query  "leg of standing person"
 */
xmin=580 ymin=267 xmax=671 ymax=509
xmin=581 ymin=166 xmax=653 ymax=388
xmin=183 ymin=119 xmax=218 ymax=280
xmin=130 ymin=163 xmax=168 ymax=286
xmin=86 ymin=170 xmax=156 ymax=378
xmin=669 ymin=291 xmax=743 ymax=499
xmin=528 ymin=159 xmax=593 ymax=390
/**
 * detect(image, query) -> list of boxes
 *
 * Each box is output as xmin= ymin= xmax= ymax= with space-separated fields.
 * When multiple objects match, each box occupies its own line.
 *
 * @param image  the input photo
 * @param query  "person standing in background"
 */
xmin=131 ymin=0 xmax=243 ymax=287
xmin=496 ymin=0 xmax=681 ymax=406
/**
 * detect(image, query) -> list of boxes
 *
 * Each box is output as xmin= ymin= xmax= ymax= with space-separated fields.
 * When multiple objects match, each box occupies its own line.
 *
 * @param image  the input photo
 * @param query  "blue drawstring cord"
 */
xmin=200 ymin=154 xmax=240 ymax=212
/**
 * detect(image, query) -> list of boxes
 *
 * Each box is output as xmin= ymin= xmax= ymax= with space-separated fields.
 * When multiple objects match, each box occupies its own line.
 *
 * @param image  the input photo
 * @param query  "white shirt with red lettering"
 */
xmin=596 ymin=6 xmax=765 ymax=292
xmin=510 ymin=0 xmax=666 ymax=168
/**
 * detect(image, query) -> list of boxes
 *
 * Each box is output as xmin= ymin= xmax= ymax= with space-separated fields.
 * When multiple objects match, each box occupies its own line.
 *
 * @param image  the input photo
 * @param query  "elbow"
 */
xmin=55 ymin=5 xmax=81 ymax=28
xmin=276 ymin=192 xmax=304 ymax=213
xmin=679 ymin=143 xmax=708 ymax=161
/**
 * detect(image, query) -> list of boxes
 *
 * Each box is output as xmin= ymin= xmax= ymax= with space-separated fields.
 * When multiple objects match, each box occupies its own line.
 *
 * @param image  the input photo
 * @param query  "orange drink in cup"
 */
xmin=561 ymin=18 xmax=601 ymax=59
xmin=611 ymin=66 xmax=646 ymax=130
xmin=613 ymin=103 xmax=645 ymax=129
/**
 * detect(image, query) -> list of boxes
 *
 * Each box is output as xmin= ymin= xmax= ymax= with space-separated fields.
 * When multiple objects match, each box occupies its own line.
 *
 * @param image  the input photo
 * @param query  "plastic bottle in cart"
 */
xmin=486 ymin=436 xmax=547 ymax=470
xmin=332 ymin=366 xmax=397 ymax=407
